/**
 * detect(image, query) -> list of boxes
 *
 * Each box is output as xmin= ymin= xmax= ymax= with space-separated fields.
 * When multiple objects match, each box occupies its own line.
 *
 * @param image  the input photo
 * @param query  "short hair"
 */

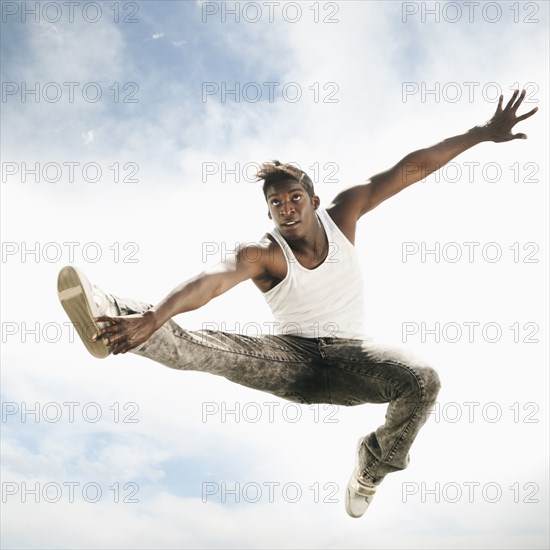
xmin=255 ymin=160 xmax=315 ymax=200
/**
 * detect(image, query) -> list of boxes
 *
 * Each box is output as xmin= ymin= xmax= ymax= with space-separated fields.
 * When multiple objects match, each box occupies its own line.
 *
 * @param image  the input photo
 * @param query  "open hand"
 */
xmin=479 ymin=89 xmax=538 ymax=142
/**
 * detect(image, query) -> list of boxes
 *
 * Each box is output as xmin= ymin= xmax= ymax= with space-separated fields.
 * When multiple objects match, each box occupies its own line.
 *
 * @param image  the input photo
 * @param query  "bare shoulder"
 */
xmin=244 ymin=233 xmax=287 ymax=292
xmin=235 ymin=234 xmax=281 ymax=261
xmin=325 ymin=184 xmax=371 ymax=245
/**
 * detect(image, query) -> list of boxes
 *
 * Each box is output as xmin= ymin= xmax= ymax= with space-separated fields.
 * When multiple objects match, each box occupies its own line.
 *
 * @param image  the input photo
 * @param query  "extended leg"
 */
xmin=112 ymin=295 xmax=332 ymax=404
xmin=57 ymin=266 xmax=328 ymax=402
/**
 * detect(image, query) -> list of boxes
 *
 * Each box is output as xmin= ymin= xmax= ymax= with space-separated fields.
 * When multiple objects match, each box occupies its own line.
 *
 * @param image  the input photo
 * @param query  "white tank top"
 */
xmin=262 ymin=209 xmax=366 ymax=339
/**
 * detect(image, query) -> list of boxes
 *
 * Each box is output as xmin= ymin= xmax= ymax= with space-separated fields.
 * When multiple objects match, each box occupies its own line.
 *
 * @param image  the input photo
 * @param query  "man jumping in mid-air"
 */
xmin=57 ymin=89 xmax=537 ymax=517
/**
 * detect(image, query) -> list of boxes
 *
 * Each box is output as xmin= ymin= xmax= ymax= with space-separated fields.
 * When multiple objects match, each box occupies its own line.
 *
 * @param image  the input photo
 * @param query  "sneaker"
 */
xmin=345 ymin=437 xmax=378 ymax=518
xmin=57 ymin=266 xmax=119 ymax=358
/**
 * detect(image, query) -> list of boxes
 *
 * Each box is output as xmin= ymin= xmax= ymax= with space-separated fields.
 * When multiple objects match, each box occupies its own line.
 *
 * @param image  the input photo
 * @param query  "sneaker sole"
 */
xmin=345 ymin=438 xmax=363 ymax=517
xmin=57 ymin=266 xmax=110 ymax=359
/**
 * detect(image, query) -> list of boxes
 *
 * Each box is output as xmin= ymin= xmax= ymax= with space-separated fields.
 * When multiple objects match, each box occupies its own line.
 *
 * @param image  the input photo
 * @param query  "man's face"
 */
xmin=266 ymin=180 xmax=320 ymax=240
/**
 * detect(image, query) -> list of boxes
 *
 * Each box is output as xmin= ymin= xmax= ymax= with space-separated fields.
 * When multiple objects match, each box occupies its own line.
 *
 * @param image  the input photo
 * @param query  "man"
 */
xmin=57 ymin=89 xmax=537 ymax=518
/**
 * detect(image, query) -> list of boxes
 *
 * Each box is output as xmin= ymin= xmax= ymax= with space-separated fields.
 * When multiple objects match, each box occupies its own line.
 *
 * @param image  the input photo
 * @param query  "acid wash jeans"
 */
xmin=114 ymin=295 xmax=441 ymax=485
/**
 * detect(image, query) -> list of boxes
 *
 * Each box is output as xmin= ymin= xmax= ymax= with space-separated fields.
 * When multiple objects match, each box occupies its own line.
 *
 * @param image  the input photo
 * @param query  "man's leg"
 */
xmin=58 ymin=268 xmax=439 ymax=518
xmin=122 ymin=306 xmax=441 ymax=501
xmin=111 ymin=295 xmax=333 ymax=404
xmin=324 ymin=337 xmax=441 ymax=481
xmin=57 ymin=266 xmax=329 ymax=402
xmin=319 ymin=337 xmax=441 ymax=516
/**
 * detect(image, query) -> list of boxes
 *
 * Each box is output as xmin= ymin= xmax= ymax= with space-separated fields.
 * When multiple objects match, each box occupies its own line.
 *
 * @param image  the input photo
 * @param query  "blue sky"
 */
xmin=1 ymin=1 xmax=549 ymax=548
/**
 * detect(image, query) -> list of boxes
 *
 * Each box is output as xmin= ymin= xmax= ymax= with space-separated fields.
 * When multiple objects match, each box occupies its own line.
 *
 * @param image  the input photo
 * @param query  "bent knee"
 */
xmin=418 ymin=365 xmax=441 ymax=400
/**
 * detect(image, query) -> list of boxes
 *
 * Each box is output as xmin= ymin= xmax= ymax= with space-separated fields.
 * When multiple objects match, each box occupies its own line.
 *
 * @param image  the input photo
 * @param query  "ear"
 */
xmin=312 ymin=194 xmax=320 ymax=210
xmin=267 ymin=209 xmax=272 ymax=219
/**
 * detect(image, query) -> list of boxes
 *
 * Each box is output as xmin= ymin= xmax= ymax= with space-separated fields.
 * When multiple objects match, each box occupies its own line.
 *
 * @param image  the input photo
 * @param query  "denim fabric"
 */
xmin=114 ymin=295 xmax=441 ymax=484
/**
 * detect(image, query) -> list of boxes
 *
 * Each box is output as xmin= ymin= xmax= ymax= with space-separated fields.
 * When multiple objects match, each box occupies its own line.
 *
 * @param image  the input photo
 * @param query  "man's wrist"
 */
xmin=144 ymin=308 xmax=164 ymax=331
xmin=467 ymin=124 xmax=492 ymax=143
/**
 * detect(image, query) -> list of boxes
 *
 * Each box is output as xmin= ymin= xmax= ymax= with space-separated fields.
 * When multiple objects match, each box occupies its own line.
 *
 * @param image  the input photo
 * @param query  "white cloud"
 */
xmin=81 ymin=129 xmax=94 ymax=144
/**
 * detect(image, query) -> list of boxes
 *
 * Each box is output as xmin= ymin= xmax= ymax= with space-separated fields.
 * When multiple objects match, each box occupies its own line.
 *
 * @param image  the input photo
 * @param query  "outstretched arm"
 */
xmin=94 ymin=244 xmax=268 ymax=355
xmin=329 ymin=89 xmax=539 ymax=222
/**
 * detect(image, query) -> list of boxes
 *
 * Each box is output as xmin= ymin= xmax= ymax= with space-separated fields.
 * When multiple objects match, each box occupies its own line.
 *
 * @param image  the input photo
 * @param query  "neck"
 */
xmin=286 ymin=213 xmax=328 ymax=260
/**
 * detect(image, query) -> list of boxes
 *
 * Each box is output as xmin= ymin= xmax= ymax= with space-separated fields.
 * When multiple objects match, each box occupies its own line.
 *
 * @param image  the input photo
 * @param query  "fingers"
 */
xmin=506 ymin=88 xmax=536 ymax=116
xmin=111 ymin=341 xmax=128 ymax=355
xmin=105 ymin=327 xmax=131 ymax=353
xmin=516 ymin=106 xmax=539 ymax=122
xmin=512 ymin=132 xmax=527 ymax=140
xmin=94 ymin=315 xmax=118 ymax=323
xmin=496 ymin=94 xmax=504 ymax=113
xmin=91 ymin=314 xmax=146 ymax=354
xmin=112 ymin=339 xmax=139 ymax=355
xmin=97 ymin=328 xmax=129 ymax=354
xmin=92 ymin=317 xmax=123 ymax=344
xmin=510 ymin=89 xmax=527 ymax=113
xmin=499 ymin=89 xmax=538 ymax=134
xmin=504 ymin=89 xmax=520 ymax=111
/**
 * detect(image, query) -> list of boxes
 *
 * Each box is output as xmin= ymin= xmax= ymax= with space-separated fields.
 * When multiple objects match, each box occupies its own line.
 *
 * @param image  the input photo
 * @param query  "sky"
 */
xmin=1 ymin=0 xmax=549 ymax=548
